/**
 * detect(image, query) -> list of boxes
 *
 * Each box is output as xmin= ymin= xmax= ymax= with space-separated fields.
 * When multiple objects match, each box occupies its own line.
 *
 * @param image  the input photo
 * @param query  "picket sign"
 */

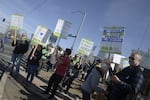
xmin=29 ymin=45 xmax=38 ymax=60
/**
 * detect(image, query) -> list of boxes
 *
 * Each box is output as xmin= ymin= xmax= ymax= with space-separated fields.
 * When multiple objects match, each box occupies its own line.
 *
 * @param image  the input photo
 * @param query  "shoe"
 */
xmin=9 ymin=72 xmax=13 ymax=76
xmin=62 ymin=83 xmax=65 ymax=87
xmin=64 ymin=90 xmax=68 ymax=94
xmin=47 ymin=95 xmax=54 ymax=99
xmin=41 ymin=91 xmax=49 ymax=94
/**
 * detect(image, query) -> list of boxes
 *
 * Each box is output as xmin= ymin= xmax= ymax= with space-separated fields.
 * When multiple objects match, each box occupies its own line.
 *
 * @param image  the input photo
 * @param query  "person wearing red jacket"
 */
xmin=42 ymin=48 xmax=71 ymax=99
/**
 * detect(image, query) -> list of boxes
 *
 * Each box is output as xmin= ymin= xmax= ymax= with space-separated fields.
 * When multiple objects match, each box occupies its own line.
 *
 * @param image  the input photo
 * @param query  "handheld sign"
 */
xmin=32 ymin=25 xmax=51 ymax=47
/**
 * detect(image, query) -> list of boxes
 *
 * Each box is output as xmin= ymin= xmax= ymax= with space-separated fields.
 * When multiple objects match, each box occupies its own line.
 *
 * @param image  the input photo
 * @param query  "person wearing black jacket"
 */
xmin=26 ymin=45 xmax=42 ymax=83
xmin=9 ymin=34 xmax=29 ymax=76
xmin=106 ymin=51 xmax=144 ymax=100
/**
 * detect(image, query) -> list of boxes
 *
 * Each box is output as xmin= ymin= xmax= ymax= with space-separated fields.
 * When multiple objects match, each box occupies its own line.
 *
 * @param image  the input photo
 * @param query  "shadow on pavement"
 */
xmin=0 ymin=54 xmax=82 ymax=99
xmin=10 ymin=73 xmax=82 ymax=100
xmin=10 ymin=74 xmax=45 ymax=100
xmin=36 ymin=75 xmax=49 ymax=84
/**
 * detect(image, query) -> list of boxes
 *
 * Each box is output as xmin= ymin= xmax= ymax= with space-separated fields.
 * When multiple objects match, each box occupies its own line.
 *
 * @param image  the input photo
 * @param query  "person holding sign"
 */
xmin=106 ymin=51 xmax=144 ymax=100
xmin=26 ymin=45 xmax=42 ymax=83
xmin=42 ymin=48 xmax=71 ymax=99
xmin=9 ymin=33 xmax=29 ymax=76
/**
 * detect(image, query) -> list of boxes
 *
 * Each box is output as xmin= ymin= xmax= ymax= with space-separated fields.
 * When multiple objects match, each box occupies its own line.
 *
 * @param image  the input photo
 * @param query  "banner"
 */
xmin=78 ymin=38 xmax=94 ymax=56
xmin=32 ymin=25 xmax=52 ymax=47
xmin=54 ymin=18 xmax=72 ymax=39
xmin=10 ymin=14 xmax=24 ymax=30
xmin=100 ymin=26 xmax=124 ymax=54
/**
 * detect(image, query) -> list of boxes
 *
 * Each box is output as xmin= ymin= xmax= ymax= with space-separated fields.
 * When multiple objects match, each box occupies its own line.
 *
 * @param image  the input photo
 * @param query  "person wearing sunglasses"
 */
xmin=106 ymin=51 xmax=144 ymax=100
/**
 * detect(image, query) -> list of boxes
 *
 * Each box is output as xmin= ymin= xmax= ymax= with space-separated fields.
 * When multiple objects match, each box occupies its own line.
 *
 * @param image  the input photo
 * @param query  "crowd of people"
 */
xmin=2 ymin=33 xmax=147 ymax=100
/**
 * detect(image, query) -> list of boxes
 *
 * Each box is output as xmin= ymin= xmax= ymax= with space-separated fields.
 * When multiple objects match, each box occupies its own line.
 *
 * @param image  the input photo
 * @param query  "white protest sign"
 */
xmin=10 ymin=14 xmax=24 ymax=30
xmin=78 ymin=38 xmax=94 ymax=56
xmin=54 ymin=18 xmax=72 ymax=39
xmin=32 ymin=25 xmax=51 ymax=47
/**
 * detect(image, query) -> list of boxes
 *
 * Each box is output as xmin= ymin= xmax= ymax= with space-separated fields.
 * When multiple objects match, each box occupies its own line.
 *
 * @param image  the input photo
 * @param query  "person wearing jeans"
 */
xmin=9 ymin=33 xmax=29 ymax=76
xmin=9 ymin=53 xmax=23 ymax=75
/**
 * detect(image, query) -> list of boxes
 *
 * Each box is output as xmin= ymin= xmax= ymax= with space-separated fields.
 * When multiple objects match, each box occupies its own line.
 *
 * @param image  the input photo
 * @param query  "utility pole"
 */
xmin=71 ymin=11 xmax=86 ymax=51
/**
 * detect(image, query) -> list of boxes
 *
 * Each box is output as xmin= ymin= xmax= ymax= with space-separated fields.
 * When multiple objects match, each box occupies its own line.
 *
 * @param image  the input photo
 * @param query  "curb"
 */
xmin=0 ymin=72 xmax=8 ymax=100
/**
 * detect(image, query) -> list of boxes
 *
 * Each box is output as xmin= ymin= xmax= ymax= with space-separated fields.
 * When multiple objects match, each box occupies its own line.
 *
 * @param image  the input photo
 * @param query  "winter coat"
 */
xmin=12 ymin=39 xmax=29 ymax=54
xmin=108 ymin=66 xmax=144 ymax=100
xmin=81 ymin=67 xmax=103 ymax=93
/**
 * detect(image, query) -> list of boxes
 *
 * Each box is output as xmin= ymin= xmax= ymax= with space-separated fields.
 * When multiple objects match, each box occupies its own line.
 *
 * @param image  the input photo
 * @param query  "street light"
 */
xmin=71 ymin=11 xmax=86 ymax=50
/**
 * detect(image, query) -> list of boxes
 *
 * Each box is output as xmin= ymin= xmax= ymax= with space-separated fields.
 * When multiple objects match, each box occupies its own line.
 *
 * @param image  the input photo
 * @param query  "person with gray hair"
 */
xmin=106 ymin=51 xmax=144 ymax=100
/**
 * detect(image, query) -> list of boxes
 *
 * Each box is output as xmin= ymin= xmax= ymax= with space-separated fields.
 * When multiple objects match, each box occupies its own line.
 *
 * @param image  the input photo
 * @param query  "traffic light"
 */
xmin=2 ymin=18 xmax=5 ymax=22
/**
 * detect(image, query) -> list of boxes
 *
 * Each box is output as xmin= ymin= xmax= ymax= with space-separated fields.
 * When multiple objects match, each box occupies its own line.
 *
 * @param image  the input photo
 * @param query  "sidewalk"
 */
xmin=0 ymin=72 xmax=8 ymax=100
xmin=0 ymin=57 xmax=9 ymax=100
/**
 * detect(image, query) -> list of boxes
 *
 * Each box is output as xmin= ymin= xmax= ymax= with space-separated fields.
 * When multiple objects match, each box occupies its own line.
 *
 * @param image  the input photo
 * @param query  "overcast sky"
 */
xmin=0 ymin=0 xmax=150 ymax=57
